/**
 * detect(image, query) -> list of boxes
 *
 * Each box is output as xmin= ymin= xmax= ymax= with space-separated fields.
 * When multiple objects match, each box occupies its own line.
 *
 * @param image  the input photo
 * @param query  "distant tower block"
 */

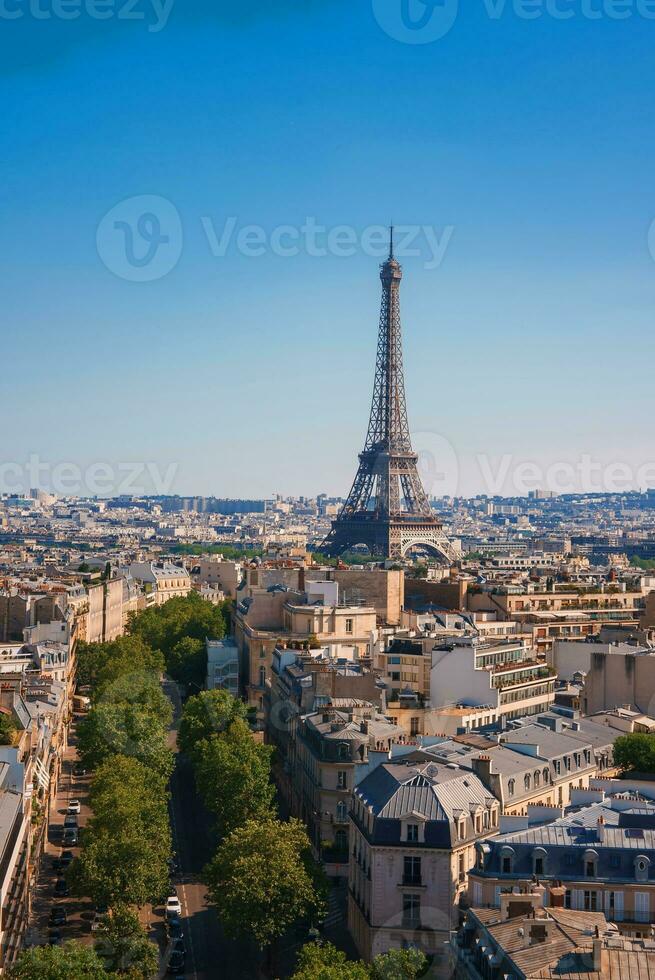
xmin=321 ymin=231 xmax=456 ymax=562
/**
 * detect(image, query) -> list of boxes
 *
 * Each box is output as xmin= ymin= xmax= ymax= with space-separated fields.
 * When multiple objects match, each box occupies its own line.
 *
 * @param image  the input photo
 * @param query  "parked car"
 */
xmin=67 ymin=800 xmax=81 ymax=815
xmin=165 ymin=895 xmax=182 ymax=918
xmin=47 ymin=929 xmax=62 ymax=946
xmin=63 ymin=815 xmax=78 ymax=829
xmin=54 ymin=877 xmax=69 ymax=897
xmin=167 ymin=950 xmax=185 ymax=974
xmin=170 ymin=937 xmax=186 ymax=956
xmin=166 ymin=915 xmax=183 ymax=939
xmin=60 ymin=850 xmax=74 ymax=868
xmin=62 ymin=829 xmax=78 ymax=846
xmin=49 ymin=907 xmax=67 ymax=926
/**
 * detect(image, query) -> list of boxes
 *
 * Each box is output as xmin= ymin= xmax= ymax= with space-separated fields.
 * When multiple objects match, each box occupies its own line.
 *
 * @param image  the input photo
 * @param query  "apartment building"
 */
xmin=235 ymin=582 xmax=377 ymax=723
xmin=469 ymin=789 xmax=655 ymax=937
xmin=126 ymin=561 xmax=191 ymax=605
xmin=430 ymin=637 xmax=556 ymax=723
xmin=349 ymin=760 xmax=500 ymax=976
xmin=454 ymin=892 xmax=649 ymax=980
xmin=206 ymin=637 xmax=239 ymax=697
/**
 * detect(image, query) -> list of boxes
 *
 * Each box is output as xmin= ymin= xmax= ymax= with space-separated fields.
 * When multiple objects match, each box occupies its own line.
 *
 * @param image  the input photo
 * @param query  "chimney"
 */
xmin=550 ymin=885 xmax=566 ymax=908
xmin=473 ymin=755 xmax=493 ymax=783
xmin=597 ymin=815 xmax=605 ymax=843
xmin=592 ymin=938 xmax=602 ymax=971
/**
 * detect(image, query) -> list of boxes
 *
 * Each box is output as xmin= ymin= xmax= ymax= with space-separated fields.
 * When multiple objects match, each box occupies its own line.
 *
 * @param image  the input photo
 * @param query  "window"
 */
xmin=555 ymin=760 xmax=561 ymax=776
xmin=345 ymin=618 xmax=353 ymax=634
xmin=407 ymin=824 xmax=419 ymax=843
xmin=458 ymin=852 xmax=466 ymax=883
xmin=502 ymin=856 xmax=512 ymax=874
xmin=584 ymin=890 xmax=598 ymax=912
xmin=336 ymin=801 xmax=348 ymax=822
xmin=258 ymin=666 xmax=266 ymax=687
xmin=543 ymin=767 xmax=550 ymax=784
xmin=459 ymin=819 xmax=466 ymax=840
xmin=524 ymin=774 xmax=531 ymax=792
xmin=565 ymin=890 xmax=572 ymax=909
xmin=402 ymin=894 xmax=421 ymax=926
xmin=534 ymin=770 xmax=540 ymax=788
xmin=335 ymin=829 xmax=347 ymax=852
xmin=636 ymin=892 xmax=650 ymax=922
xmin=535 ymin=857 xmax=544 ymax=875
xmin=508 ymin=779 xmax=515 ymax=796
xmin=337 ymin=771 xmax=347 ymax=790
xmin=410 ymin=717 xmax=420 ymax=737
xmin=404 ymin=856 xmax=421 ymax=885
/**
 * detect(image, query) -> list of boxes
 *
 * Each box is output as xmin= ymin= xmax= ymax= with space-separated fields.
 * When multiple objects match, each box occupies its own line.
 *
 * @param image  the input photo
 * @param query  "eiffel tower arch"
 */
xmin=321 ymin=232 xmax=456 ymax=564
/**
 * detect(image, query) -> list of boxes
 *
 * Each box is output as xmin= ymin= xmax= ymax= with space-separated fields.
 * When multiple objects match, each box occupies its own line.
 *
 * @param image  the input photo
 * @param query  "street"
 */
xmin=164 ymin=679 xmax=261 ymax=980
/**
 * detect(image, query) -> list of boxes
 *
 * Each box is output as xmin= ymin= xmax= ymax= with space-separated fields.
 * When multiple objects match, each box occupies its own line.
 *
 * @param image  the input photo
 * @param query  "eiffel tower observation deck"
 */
xmin=321 ymin=231 xmax=457 ymax=563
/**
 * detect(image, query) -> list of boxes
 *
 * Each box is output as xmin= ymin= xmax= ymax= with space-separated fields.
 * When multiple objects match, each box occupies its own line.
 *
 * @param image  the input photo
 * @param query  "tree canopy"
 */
xmin=178 ymin=688 xmax=248 ymax=761
xmin=127 ymin=592 xmax=229 ymax=686
xmin=194 ymin=718 xmax=276 ymax=836
xmin=614 ymin=732 xmax=655 ymax=774
xmin=204 ymin=816 xmax=324 ymax=949
xmin=290 ymin=943 xmax=428 ymax=980
xmin=7 ymin=943 xmax=108 ymax=979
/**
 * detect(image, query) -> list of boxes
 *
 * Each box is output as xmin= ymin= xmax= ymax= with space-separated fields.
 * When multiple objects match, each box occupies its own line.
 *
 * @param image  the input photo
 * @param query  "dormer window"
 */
xmin=459 ymin=819 xmax=466 ymax=840
xmin=533 ymin=847 xmax=547 ymax=877
xmin=407 ymin=823 xmax=419 ymax=843
xmin=635 ymin=855 xmax=651 ymax=883
xmin=508 ymin=779 xmax=515 ymax=797
xmin=584 ymin=849 xmax=599 ymax=878
xmin=501 ymin=846 xmax=515 ymax=875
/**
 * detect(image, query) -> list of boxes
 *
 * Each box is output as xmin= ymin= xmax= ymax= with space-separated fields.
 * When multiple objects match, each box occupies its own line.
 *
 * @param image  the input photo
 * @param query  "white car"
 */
xmin=165 ymin=895 xmax=182 ymax=917
xmin=67 ymin=800 xmax=81 ymax=815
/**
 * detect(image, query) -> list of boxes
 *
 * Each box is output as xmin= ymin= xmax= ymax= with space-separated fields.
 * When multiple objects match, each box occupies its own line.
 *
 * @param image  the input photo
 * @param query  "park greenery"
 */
xmin=290 ymin=942 xmax=428 ymax=980
xmin=7 ymin=928 xmax=158 ymax=980
xmin=614 ymin=732 xmax=655 ymax=774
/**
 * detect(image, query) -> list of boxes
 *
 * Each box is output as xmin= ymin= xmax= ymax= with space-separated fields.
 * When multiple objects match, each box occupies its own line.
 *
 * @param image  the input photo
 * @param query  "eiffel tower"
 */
xmin=321 ymin=231 xmax=457 ymax=562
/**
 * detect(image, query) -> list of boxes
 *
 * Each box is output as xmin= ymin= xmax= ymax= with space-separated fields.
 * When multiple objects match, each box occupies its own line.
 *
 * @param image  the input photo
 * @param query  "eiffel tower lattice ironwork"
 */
xmin=321 ymin=231 xmax=457 ymax=562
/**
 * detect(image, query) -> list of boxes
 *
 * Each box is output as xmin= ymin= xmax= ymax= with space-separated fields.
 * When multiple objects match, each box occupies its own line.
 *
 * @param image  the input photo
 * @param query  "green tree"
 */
xmin=292 ymin=942 xmax=370 ymax=980
xmin=69 ymin=825 xmax=170 ymax=908
xmin=88 ymin=756 xmax=170 ymax=846
xmin=371 ymin=947 xmax=428 ymax=979
xmin=178 ymin=689 xmax=248 ymax=760
xmin=205 ymin=817 xmax=324 ymax=949
xmin=94 ymin=905 xmax=159 ymax=977
xmin=614 ymin=733 xmax=655 ymax=774
xmin=7 ymin=942 xmax=107 ymax=979
xmin=0 ymin=713 xmax=17 ymax=745
xmin=94 ymin=670 xmax=172 ymax=728
xmin=195 ymin=719 xmax=275 ymax=836
xmin=127 ymin=594 xmax=230 ymax=680
xmin=167 ymin=635 xmax=207 ymax=688
xmin=77 ymin=703 xmax=173 ymax=777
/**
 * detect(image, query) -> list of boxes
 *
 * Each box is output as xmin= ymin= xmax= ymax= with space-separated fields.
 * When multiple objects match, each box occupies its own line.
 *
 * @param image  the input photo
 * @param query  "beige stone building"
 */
xmin=349 ymin=761 xmax=500 ymax=976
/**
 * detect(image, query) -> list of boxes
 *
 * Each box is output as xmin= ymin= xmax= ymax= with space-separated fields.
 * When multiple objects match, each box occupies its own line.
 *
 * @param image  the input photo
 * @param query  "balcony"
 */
xmin=400 ymin=876 xmax=424 ymax=888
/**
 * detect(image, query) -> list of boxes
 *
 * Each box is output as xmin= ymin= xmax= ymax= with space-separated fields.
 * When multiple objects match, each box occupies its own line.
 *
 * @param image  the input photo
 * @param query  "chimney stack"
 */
xmin=592 ymin=938 xmax=602 ymax=971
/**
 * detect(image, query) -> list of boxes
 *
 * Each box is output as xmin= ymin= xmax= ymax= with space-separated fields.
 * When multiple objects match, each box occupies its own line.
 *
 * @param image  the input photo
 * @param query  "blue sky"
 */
xmin=2 ymin=0 xmax=655 ymax=499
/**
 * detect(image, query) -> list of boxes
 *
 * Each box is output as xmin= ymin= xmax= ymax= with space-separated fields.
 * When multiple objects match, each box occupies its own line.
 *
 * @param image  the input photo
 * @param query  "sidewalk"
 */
xmin=27 ymin=719 xmax=95 ymax=947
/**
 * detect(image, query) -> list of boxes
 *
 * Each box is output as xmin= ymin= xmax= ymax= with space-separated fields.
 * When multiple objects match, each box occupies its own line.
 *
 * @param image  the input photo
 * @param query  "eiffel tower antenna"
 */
xmin=321 ymin=248 xmax=456 ymax=562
